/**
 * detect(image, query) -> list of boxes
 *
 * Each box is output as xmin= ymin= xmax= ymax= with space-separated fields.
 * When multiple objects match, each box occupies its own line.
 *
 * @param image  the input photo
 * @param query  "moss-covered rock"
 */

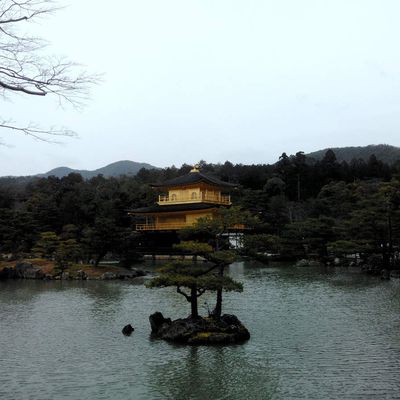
xmin=149 ymin=312 xmax=250 ymax=345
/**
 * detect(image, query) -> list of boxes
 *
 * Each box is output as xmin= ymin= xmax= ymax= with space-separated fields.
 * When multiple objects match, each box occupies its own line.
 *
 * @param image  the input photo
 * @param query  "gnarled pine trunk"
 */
xmin=190 ymin=285 xmax=199 ymax=319
xmin=212 ymin=264 xmax=224 ymax=319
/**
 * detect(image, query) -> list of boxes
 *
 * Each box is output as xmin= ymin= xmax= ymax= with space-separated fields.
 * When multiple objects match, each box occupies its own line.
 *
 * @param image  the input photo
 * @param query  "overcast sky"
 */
xmin=1 ymin=0 xmax=400 ymax=176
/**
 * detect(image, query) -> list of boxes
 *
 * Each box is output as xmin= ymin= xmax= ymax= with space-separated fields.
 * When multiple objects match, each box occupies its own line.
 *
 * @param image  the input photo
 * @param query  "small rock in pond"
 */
xmin=122 ymin=324 xmax=135 ymax=336
xmin=76 ymin=270 xmax=87 ymax=280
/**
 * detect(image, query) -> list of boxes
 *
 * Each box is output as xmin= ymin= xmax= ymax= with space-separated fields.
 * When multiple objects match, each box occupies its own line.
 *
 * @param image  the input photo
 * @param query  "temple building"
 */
xmin=130 ymin=167 xmax=238 ymax=231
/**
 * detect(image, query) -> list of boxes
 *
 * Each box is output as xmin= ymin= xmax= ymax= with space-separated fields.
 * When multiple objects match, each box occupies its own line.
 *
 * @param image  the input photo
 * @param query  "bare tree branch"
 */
xmin=0 ymin=119 xmax=76 ymax=142
xmin=0 ymin=0 xmax=98 ymax=142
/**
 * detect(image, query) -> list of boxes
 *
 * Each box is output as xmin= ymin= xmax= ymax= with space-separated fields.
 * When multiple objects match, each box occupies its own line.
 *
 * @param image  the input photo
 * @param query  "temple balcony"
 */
xmin=158 ymin=193 xmax=231 ymax=206
xmin=135 ymin=222 xmax=246 ymax=231
xmin=136 ymin=222 xmax=190 ymax=231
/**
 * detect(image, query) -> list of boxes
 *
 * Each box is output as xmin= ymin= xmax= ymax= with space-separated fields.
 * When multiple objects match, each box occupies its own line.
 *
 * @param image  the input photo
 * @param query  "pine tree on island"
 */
xmin=147 ymin=241 xmax=241 ymax=319
xmin=147 ymin=207 xmax=257 ymax=345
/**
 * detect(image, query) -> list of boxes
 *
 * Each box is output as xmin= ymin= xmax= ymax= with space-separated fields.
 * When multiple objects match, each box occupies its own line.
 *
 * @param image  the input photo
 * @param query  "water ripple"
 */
xmin=0 ymin=265 xmax=399 ymax=399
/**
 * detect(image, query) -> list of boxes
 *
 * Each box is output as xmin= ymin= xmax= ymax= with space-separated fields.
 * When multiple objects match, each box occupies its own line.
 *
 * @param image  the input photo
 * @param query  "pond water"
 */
xmin=0 ymin=262 xmax=399 ymax=400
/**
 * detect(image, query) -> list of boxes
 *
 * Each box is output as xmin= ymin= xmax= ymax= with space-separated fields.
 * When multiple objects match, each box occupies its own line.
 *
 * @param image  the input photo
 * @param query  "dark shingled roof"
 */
xmin=129 ymin=203 xmax=222 ymax=214
xmin=151 ymin=171 xmax=237 ymax=189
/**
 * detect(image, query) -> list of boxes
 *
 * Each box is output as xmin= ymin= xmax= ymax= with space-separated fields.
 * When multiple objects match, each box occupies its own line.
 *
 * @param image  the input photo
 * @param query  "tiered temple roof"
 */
xmin=129 ymin=168 xmax=237 ymax=231
xmin=150 ymin=170 xmax=237 ymax=189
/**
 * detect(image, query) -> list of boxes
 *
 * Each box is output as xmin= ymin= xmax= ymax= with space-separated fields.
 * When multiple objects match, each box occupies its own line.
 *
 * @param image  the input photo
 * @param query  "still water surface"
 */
xmin=1 ymin=262 xmax=399 ymax=400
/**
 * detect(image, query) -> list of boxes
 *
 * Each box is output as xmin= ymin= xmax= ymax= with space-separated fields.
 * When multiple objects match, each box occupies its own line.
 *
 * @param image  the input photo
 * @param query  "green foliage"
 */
xmin=0 ymin=152 xmax=399 ymax=271
xmin=307 ymin=144 xmax=400 ymax=165
xmin=206 ymin=250 xmax=237 ymax=265
xmin=81 ymin=217 xmax=124 ymax=266
xmin=147 ymin=256 xmax=243 ymax=319
xmin=54 ymin=238 xmax=82 ymax=268
xmin=148 ymin=228 xmax=243 ymax=317
xmin=243 ymin=234 xmax=281 ymax=255
xmin=31 ymin=231 xmax=83 ymax=271
xmin=58 ymin=238 xmax=81 ymax=258
xmin=174 ymin=241 xmax=237 ymax=265
xmin=154 ymin=260 xmax=211 ymax=276
xmin=263 ymin=177 xmax=285 ymax=196
xmin=327 ymin=240 xmax=372 ymax=256
xmin=32 ymin=232 xmax=60 ymax=258
xmin=147 ymin=261 xmax=242 ymax=293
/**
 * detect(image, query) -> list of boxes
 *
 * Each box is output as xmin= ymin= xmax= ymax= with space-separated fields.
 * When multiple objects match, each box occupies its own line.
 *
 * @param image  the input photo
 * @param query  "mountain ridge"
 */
xmin=37 ymin=160 xmax=158 ymax=179
xmin=2 ymin=144 xmax=399 ymax=179
xmin=306 ymin=144 xmax=400 ymax=164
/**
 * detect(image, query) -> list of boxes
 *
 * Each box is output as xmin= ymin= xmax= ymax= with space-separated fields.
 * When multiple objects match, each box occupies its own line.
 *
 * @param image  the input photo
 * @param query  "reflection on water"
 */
xmin=0 ymin=262 xmax=399 ymax=400
xmin=148 ymin=345 xmax=279 ymax=400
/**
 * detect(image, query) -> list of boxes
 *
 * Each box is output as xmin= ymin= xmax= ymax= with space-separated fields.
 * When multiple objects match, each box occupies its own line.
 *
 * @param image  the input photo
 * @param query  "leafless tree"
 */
xmin=0 ymin=0 xmax=97 ymax=141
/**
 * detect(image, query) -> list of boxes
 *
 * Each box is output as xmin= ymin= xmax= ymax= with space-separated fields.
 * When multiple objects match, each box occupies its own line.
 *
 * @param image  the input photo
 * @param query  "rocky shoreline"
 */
xmin=294 ymin=257 xmax=400 ymax=280
xmin=0 ymin=262 xmax=147 ymax=281
xmin=149 ymin=312 xmax=250 ymax=345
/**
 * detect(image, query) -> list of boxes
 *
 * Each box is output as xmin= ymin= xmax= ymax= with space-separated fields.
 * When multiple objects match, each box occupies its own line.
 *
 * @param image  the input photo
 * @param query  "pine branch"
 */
xmin=177 ymin=286 xmax=191 ymax=302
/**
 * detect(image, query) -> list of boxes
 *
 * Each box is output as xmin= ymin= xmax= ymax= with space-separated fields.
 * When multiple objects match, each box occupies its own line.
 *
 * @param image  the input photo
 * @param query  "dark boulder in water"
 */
xmin=0 ymin=267 xmax=16 ymax=280
xmin=0 ymin=263 xmax=44 ymax=280
xmin=122 ymin=324 xmax=135 ymax=336
xmin=149 ymin=312 xmax=172 ymax=334
xmin=149 ymin=312 xmax=250 ymax=345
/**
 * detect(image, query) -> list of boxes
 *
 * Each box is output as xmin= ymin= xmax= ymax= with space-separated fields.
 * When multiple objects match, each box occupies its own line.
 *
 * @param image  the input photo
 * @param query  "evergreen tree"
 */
xmin=147 ymin=241 xmax=242 ymax=319
xmin=180 ymin=207 xmax=258 ymax=317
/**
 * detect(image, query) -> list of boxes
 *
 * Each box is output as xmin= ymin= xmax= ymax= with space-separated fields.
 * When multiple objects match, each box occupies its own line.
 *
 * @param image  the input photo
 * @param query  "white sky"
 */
xmin=1 ymin=0 xmax=400 ymax=175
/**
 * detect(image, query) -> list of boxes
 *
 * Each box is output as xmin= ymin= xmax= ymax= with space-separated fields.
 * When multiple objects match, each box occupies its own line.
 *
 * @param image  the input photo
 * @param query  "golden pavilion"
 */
xmin=130 ymin=167 xmax=237 ymax=231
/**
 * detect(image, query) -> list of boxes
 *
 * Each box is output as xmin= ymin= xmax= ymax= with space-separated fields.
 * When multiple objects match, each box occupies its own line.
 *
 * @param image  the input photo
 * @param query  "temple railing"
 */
xmin=158 ymin=193 xmax=231 ymax=205
xmin=136 ymin=222 xmax=189 ymax=231
xmin=135 ymin=222 xmax=246 ymax=231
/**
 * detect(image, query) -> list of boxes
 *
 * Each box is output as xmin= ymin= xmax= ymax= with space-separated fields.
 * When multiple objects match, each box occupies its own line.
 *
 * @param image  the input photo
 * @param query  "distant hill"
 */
xmin=37 ymin=160 xmax=158 ymax=179
xmin=306 ymin=144 xmax=400 ymax=165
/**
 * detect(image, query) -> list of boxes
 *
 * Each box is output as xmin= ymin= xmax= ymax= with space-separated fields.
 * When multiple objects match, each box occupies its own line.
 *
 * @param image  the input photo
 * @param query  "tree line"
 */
xmin=0 ymin=150 xmax=399 ymax=271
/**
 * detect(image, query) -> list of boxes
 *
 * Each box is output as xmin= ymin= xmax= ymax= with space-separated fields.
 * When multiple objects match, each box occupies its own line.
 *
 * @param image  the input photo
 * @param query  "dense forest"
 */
xmin=0 ymin=150 xmax=399 ymax=273
xmin=307 ymin=144 xmax=400 ymax=165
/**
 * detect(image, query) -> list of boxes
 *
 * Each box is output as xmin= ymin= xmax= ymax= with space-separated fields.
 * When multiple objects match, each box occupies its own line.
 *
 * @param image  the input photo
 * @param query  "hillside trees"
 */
xmin=345 ymin=180 xmax=400 ymax=268
xmin=32 ymin=231 xmax=60 ymax=258
xmin=312 ymin=178 xmax=400 ymax=268
xmin=0 ymin=149 xmax=398 ymax=271
xmin=0 ymin=174 xmax=141 ymax=261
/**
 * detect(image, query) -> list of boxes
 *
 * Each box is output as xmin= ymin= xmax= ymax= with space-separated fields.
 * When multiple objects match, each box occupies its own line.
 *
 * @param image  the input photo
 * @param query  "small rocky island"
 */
xmin=149 ymin=312 xmax=250 ymax=345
